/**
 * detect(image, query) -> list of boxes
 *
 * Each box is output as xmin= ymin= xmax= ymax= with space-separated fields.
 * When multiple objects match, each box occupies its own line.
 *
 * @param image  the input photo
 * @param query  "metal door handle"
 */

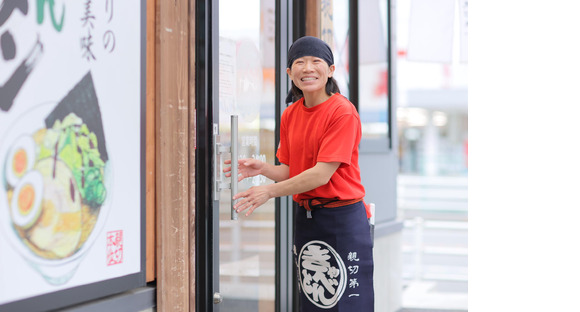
xmin=213 ymin=125 xmax=230 ymax=201
xmin=213 ymin=116 xmax=239 ymax=220
xmin=230 ymin=115 xmax=238 ymax=220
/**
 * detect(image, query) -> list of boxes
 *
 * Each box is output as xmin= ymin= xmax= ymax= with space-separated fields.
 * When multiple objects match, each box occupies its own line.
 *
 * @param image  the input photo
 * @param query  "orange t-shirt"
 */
xmin=276 ymin=93 xmax=366 ymax=204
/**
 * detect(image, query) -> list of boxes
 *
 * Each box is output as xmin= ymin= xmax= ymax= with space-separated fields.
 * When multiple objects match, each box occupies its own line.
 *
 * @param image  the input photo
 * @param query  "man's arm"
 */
xmin=224 ymin=158 xmax=290 ymax=182
xmin=233 ymin=161 xmax=340 ymax=216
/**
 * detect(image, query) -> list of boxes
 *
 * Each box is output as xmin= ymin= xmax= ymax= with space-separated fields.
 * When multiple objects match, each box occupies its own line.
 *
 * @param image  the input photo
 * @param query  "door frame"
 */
xmin=195 ymin=0 xmax=295 ymax=311
xmin=195 ymin=0 xmax=218 ymax=310
xmin=275 ymin=2 xmax=295 ymax=311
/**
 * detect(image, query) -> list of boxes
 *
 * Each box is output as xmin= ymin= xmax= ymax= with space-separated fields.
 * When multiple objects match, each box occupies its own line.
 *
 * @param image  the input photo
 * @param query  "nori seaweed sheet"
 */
xmin=44 ymin=72 xmax=108 ymax=162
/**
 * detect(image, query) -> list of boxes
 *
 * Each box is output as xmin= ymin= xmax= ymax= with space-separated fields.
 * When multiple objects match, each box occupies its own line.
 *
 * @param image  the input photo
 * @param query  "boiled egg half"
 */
xmin=10 ymin=170 xmax=43 ymax=229
xmin=5 ymin=135 xmax=37 ymax=187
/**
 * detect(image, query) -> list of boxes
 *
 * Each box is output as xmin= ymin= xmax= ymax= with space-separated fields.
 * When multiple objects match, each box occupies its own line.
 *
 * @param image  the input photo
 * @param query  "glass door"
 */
xmin=214 ymin=0 xmax=277 ymax=311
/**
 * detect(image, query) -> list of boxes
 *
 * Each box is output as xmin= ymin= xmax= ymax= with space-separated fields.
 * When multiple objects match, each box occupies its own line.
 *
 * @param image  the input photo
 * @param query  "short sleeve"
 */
xmin=276 ymin=111 xmax=290 ymax=165
xmin=316 ymin=113 xmax=360 ymax=165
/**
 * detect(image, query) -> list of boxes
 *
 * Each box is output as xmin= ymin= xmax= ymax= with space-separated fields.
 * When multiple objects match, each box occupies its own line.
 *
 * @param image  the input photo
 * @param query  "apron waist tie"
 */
xmin=299 ymin=198 xmax=363 ymax=218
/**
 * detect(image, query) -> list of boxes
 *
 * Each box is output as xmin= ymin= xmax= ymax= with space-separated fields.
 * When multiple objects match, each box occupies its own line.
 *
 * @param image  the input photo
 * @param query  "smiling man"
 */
xmin=225 ymin=36 xmax=375 ymax=311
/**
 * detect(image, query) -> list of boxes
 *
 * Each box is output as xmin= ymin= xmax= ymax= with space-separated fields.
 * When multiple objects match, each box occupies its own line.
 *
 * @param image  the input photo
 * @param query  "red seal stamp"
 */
xmin=106 ymin=230 xmax=123 ymax=266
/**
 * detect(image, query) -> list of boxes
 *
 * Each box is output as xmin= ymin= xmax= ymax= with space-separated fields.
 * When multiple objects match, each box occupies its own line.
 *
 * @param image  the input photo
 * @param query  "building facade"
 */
xmin=0 ymin=1 xmax=401 ymax=311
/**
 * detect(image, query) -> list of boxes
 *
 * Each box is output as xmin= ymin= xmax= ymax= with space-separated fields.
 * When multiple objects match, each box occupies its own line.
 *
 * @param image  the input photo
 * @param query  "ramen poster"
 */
xmin=0 ymin=0 xmax=143 ymax=305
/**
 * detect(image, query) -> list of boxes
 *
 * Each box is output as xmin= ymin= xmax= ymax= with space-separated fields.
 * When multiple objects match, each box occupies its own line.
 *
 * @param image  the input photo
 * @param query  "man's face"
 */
xmin=287 ymin=56 xmax=335 ymax=95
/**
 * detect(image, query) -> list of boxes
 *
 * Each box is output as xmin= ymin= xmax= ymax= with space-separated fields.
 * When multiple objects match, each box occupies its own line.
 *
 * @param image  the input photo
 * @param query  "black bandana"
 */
xmin=287 ymin=36 xmax=334 ymax=69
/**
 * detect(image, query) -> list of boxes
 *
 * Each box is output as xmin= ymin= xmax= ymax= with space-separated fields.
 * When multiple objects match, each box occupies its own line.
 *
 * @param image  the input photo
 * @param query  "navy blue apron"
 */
xmin=294 ymin=200 xmax=375 ymax=311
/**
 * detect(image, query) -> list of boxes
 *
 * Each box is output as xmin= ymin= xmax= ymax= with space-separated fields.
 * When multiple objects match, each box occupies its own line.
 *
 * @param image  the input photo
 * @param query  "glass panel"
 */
xmin=324 ymin=0 xmax=350 ymax=99
xmin=358 ymin=0 xmax=390 ymax=141
xmin=218 ymin=0 xmax=276 ymax=311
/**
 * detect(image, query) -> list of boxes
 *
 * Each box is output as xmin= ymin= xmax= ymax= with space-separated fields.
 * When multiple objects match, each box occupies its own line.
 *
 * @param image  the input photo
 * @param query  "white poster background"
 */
xmin=407 ymin=0 xmax=456 ymax=63
xmin=0 ymin=0 xmax=142 ymax=304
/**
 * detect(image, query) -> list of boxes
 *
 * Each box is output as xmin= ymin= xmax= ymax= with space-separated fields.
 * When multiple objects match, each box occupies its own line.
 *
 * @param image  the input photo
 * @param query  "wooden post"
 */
xmin=305 ymin=0 xmax=321 ymax=37
xmin=145 ymin=0 xmax=157 ymax=284
xmin=188 ymin=0 xmax=197 ymax=310
xmin=156 ymin=0 xmax=191 ymax=309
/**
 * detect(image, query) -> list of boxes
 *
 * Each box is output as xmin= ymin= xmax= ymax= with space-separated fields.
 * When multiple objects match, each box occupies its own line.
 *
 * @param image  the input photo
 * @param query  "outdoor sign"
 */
xmin=0 ymin=0 xmax=145 ymax=310
xmin=407 ymin=0 xmax=455 ymax=63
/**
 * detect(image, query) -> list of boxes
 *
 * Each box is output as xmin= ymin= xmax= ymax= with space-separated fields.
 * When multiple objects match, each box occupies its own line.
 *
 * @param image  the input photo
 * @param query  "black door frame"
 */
xmin=194 ymin=0 xmax=217 ymax=310
xmin=195 ymin=0 xmax=295 ymax=311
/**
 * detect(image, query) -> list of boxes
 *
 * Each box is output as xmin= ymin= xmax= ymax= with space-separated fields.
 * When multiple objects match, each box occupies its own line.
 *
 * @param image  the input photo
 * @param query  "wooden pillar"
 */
xmin=305 ymin=0 xmax=321 ymax=37
xmin=156 ymin=0 xmax=191 ymax=309
xmin=188 ymin=0 xmax=197 ymax=310
xmin=146 ymin=0 xmax=157 ymax=284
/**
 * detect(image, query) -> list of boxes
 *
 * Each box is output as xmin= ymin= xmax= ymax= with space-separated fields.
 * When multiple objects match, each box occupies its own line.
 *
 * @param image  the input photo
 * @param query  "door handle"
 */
xmin=213 ymin=116 xmax=239 ymax=220
xmin=230 ymin=115 xmax=238 ymax=220
xmin=213 ymin=124 xmax=230 ymax=201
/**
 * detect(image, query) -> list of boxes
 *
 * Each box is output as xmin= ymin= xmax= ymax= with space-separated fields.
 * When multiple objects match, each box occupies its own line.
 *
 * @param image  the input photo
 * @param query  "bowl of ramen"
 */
xmin=0 ymin=103 xmax=112 ymax=285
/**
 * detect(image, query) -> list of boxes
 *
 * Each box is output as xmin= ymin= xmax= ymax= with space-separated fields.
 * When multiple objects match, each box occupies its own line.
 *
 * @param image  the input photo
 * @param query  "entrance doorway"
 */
xmin=215 ymin=0 xmax=277 ymax=310
xmin=196 ymin=1 xmax=293 ymax=311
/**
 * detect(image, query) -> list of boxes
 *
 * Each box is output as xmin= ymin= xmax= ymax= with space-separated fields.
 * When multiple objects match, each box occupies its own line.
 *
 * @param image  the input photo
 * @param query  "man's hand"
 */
xmin=224 ymin=158 xmax=264 ymax=182
xmin=230 ymin=161 xmax=340 ymax=217
xmin=233 ymin=184 xmax=272 ymax=216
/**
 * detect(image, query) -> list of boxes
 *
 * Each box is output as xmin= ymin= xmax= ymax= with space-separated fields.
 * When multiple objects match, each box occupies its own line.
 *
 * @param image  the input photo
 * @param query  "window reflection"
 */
xmin=218 ymin=0 xmax=276 ymax=311
xmin=358 ymin=0 xmax=390 ymax=143
xmin=324 ymin=0 xmax=350 ymax=99
xmin=329 ymin=0 xmax=391 ymax=145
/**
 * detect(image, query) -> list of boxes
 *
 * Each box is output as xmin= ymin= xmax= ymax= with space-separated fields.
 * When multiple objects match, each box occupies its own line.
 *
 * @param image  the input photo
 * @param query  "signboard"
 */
xmin=407 ymin=0 xmax=455 ymax=63
xmin=0 ymin=0 xmax=145 ymax=310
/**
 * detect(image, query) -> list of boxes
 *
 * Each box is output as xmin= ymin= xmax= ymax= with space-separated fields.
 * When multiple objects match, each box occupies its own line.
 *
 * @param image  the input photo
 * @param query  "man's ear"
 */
xmin=286 ymin=67 xmax=293 ymax=79
xmin=328 ymin=64 xmax=336 ymax=77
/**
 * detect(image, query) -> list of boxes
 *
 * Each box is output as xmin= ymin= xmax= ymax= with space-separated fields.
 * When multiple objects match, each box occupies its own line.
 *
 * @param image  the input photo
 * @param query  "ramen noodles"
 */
xmin=4 ymin=113 xmax=106 ymax=260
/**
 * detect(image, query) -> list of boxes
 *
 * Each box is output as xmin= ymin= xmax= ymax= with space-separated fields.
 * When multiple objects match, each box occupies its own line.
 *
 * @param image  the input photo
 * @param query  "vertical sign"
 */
xmin=320 ymin=0 xmax=334 ymax=49
xmin=0 ymin=0 xmax=144 ymax=309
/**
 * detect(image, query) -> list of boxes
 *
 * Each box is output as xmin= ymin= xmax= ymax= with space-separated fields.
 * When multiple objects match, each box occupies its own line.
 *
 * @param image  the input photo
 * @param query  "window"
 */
xmin=358 ymin=0 xmax=391 ymax=151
